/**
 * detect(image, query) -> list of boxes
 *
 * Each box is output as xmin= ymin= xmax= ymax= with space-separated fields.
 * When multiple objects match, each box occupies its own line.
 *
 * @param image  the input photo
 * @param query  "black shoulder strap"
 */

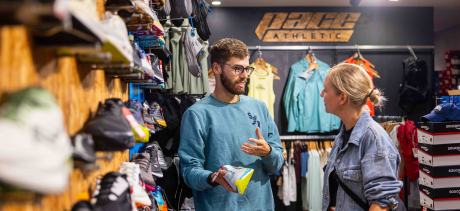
xmin=334 ymin=173 xmax=370 ymax=211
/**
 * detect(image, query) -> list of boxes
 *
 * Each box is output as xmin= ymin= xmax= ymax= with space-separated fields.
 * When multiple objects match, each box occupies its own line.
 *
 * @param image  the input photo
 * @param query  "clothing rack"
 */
xmin=246 ymin=45 xmax=434 ymax=51
xmin=280 ymin=135 xmax=337 ymax=140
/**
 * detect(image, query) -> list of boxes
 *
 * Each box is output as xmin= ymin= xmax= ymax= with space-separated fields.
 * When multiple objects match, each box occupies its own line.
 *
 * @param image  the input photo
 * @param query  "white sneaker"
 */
xmin=0 ymin=88 xmax=73 ymax=194
xmin=223 ymin=165 xmax=254 ymax=195
xmin=101 ymin=12 xmax=133 ymax=65
xmin=119 ymin=162 xmax=151 ymax=207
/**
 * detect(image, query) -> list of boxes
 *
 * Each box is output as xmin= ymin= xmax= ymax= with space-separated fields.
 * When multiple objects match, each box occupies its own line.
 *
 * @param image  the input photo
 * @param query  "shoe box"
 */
xmin=419 ymin=164 xmax=460 ymax=188
xmin=417 ymin=122 xmax=460 ymax=167
xmin=420 ymin=185 xmax=460 ymax=210
xmin=418 ymin=122 xmax=460 ymax=210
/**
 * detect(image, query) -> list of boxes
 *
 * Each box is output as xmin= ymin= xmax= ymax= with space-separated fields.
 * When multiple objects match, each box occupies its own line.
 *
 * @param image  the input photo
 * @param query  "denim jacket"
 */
xmin=322 ymin=111 xmax=403 ymax=211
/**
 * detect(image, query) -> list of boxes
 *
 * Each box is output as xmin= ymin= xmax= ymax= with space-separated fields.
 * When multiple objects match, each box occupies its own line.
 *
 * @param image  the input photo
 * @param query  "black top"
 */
xmin=327 ymin=127 xmax=354 ymax=210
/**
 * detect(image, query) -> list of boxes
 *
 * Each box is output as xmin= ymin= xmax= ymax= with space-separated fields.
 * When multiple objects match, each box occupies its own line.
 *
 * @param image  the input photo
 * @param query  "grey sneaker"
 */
xmin=131 ymin=153 xmax=156 ymax=187
xmin=144 ymin=144 xmax=163 ymax=178
xmin=151 ymin=141 xmax=167 ymax=170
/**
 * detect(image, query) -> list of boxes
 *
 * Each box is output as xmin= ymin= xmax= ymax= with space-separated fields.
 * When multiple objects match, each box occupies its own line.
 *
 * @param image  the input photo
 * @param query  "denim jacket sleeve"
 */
xmin=360 ymin=125 xmax=403 ymax=208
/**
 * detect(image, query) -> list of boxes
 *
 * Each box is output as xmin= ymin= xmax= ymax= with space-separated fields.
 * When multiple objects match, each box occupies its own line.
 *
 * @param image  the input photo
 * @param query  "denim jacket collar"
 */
xmin=339 ymin=111 xmax=372 ymax=147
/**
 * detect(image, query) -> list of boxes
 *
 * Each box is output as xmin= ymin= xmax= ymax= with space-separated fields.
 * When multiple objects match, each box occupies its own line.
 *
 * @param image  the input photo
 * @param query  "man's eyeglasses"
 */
xmin=221 ymin=63 xmax=255 ymax=76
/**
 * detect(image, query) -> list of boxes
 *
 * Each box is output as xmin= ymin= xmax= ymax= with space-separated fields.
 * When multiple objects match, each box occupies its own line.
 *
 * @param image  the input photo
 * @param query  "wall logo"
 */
xmin=420 ymin=146 xmax=429 ymax=152
xmin=446 ymin=124 xmax=460 ymax=130
xmin=421 ymin=126 xmax=429 ymax=130
xmin=423 ymin=189 xmax=430 ymax=195
xmin=255 ymin=12 xmax=361 ymax=42
xmin=448 ymin=146 xmax=460 ymax=151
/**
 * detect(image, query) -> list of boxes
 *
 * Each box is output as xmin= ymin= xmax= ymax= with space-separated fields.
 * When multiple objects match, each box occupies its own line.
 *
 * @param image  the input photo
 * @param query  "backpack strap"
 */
xmin=334 ymin=172 xmax=370 ymax=211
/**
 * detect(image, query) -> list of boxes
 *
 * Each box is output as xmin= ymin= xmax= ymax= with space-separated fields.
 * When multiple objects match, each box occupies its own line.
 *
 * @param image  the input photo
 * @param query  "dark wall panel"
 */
xmin=207 ymin=7 xmax=434 ymax=135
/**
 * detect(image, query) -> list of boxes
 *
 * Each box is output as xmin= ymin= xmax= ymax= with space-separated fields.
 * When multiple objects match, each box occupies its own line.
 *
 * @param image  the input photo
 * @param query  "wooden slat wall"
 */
xmin=0 ymin=1 xmax=131 ymax=210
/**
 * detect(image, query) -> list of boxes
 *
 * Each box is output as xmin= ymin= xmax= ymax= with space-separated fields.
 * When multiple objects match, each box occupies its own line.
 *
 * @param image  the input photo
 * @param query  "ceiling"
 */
xmin=210 ymin=0 xmax=460 ymax=32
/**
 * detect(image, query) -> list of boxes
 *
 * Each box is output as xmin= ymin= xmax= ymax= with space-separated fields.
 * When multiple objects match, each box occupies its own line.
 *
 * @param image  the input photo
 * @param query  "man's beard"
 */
xmin=221 ymin=72 xmax=246 ymax=95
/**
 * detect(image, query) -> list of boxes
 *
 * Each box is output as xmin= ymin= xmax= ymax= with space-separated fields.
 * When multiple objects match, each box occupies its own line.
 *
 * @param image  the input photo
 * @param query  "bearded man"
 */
xmin=178 ymin=38 xmax=284 ymax=211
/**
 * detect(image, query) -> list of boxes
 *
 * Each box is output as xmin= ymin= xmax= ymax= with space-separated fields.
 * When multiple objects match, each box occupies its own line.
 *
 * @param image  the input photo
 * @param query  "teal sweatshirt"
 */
xmin=178 ymin=94 xmax=284 ymax=211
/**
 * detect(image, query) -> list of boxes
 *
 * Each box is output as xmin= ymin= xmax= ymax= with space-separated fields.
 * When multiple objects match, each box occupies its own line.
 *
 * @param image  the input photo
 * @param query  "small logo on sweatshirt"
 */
xmin=248 ymin=112 xmax=260 ymax=128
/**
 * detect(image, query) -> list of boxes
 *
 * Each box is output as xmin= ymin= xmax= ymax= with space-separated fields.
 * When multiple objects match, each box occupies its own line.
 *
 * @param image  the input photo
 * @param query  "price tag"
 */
xmin=190 ymin=35 xmax=203 ymax=57
xmin=412 ymin=148 xmax=418 ymax=158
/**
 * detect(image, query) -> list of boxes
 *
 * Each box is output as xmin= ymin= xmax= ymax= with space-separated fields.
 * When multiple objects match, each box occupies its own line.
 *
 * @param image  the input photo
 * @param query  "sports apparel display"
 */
xmin=83 ymin=98 xmax=135 ymax=151
xmin=283 ymin=57 xmax=341 ymax=133
xmin=248 ymin=63 xmax=276 ymax=119
xmin=222 ymin=165 xmax=254 ymax=195
xmin=0 ymin=88 xmax=73 ymax=194
xmin=398 ymin=57 xmax=429 ymax=113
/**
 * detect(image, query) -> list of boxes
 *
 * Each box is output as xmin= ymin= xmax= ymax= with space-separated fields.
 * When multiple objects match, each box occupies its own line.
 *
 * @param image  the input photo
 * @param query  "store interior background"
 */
xmin=208 ymin=0 xmax=460 ymax=136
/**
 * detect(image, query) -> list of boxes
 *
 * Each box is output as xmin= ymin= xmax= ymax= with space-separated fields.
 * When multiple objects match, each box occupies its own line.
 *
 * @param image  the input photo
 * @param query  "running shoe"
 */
xmin=83 ymin=98 xmax=135 ymax=151
xmin=119 ymin=162 xmax=152 ymax=207
xmin=124 ymin=99 xmax=149 ymax=142
xmin=91 ymin=172 xmax=135 ymax=211
xmin=140 ymin=143 xmax=163 ymax=178
xmin=149 ymin=101 xmax=167 ymax=131
xmin=72 ymin=133 xmax=96 ymax=164
xmin=0 ymin=88 xmax=72 ymax=194
xmin=131 ymin=153 xmax=156 ymax=187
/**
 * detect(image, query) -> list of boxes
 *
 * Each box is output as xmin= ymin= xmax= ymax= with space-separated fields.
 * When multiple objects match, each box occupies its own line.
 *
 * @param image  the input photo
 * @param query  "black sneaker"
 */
xmin=142 ymin=143 xmax=163 ymax=178
xmin=131 ymin=153 xmax=156 ymax=187
xmin=72 ymin=200 xmax=93 ymax=211
xmin=72 ymin=133 xmax=96 ymax=164
xmin=83 ymin=98 xmax=135 ymax=151
xmin=151 ymin=141 xmax=167 ymax=170
xmin=142 ymin=101 xmax=156 ymax=134
xmin=91 ymin=172 xmax=132 ymax=211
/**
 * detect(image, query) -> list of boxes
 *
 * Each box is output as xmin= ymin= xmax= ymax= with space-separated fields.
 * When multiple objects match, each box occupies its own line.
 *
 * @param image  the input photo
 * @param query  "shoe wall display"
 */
xmin=90 ymin=172 xmax=134 ymax=211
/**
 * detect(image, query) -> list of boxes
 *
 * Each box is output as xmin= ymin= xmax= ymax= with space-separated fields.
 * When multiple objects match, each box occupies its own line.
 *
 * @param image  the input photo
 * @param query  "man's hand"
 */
xmin=211 ymin=169 xmax=237 ymax=193
xmin=241 ymin=127 xmax=271 ymax=157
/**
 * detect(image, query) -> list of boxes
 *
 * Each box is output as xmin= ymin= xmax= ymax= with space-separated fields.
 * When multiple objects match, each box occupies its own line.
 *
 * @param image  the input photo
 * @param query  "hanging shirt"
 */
xmin=283 ymin=58 xmax=341 ymax=133
xmin=346 ymin=58 xmax=375 ymax=116
xmin=306 ymin=150 xmax=322 ymax=211
xmin=248 ymin=63 xmax=276 ymax=119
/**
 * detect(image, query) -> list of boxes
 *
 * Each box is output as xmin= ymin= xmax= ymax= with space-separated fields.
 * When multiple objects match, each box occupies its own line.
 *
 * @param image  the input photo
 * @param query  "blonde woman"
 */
xmin=321 ymin=63 xmax=403 ymax=211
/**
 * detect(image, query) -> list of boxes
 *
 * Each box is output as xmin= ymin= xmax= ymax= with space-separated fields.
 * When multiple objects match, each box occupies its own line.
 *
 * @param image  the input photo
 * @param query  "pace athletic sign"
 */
xmin=255 ymin=12 xmax=361 ymax=42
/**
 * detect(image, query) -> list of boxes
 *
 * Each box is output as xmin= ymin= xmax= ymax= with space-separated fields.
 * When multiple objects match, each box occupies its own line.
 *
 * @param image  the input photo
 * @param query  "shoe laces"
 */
xmin=97 ymin=176 xmax=118 ymax=198
xmin=120 ymin=167 xmax=138 ymax=184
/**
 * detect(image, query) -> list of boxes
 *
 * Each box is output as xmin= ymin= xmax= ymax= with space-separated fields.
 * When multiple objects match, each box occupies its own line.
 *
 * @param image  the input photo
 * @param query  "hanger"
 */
xmin=273 ymin=73 xmax=280 ymax=80
xmin=208 ymin=67 xmax=214 ymax=78
xmin=304 ymin=46 xmax=319 ymax=74
xmin=407 ymin=45 xmax=417 ymax=60
xmin=254 ymin=46 xmax=269 ymax=74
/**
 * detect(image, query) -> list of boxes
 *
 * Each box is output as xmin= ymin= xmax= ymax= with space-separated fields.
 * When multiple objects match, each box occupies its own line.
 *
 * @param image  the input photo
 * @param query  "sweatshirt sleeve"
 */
xmin=178 ymin=110 xmax=213 ymax=191
xmin=261 ymin=104 xmax=284 ymax=174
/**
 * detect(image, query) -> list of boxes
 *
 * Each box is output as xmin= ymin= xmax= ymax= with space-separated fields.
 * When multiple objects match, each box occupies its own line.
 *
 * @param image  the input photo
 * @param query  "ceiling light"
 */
xmin=212 ymin=1 xmax=221 ymax=5
xmin=389 ymin=0 xmax=398 ymax=1
xmin=349 ymin=0 xmax=361 ymax=7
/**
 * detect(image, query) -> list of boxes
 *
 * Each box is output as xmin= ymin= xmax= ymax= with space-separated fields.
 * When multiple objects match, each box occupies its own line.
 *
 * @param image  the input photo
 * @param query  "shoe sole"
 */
xmin=152 ymin=171 xmax=163 ymax=178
